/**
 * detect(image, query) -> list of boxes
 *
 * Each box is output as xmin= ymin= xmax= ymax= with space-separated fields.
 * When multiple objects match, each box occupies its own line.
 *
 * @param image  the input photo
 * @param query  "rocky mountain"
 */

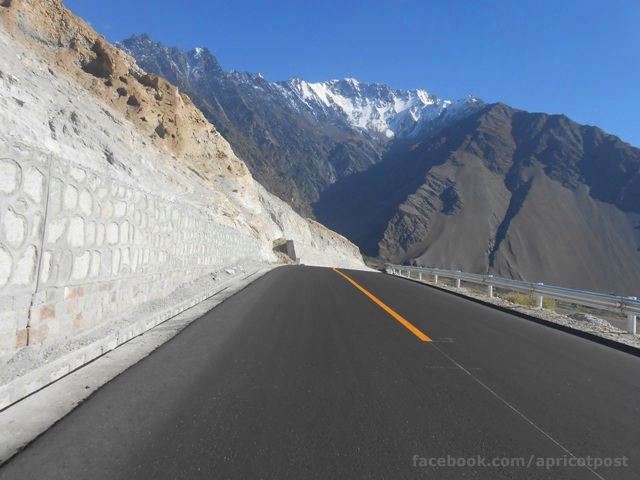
xmin=117 ymin=34 xmax=483 ymax=216
xmin=315 ymin=103 xmax=640 ymax=295
xmin=118 ymin=34 xmax=640 ymax=295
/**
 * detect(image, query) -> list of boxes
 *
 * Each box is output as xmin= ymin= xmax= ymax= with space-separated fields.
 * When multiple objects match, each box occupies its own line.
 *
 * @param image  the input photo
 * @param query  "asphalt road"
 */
xmin=2 ymin=266 xmax=639 ymax=479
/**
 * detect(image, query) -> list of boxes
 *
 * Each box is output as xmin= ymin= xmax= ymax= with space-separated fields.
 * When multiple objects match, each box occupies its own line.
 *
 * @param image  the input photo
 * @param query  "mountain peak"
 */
xmin=123 ymin=32 xmax=155 ymax=46
xmin=341 ymin=77 xmax=360 ymax=86
xmin=190 ymin=46 xmax=216 ymax=60
xmin=117 ymin=34 xmax=224 ymax=81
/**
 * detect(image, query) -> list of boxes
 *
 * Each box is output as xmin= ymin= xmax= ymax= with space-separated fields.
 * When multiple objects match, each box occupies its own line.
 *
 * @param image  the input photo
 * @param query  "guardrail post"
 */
xmin=455 ymin=278 xmax=461 ymax=288
xmin=434 ymin=274 xmax=438 ymax=284
xmin=628 ymin=314 xmax=637 ymax=335
xmin=628 ymin=297 xmax=637 ymax=335
xmin=535 ymin=283 xmax=544 ymax=309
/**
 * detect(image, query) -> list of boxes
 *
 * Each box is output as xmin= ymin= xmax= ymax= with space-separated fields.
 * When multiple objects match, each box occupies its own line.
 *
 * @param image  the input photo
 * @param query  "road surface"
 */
xmin=1 ymin=266 xmax=639 ymax=479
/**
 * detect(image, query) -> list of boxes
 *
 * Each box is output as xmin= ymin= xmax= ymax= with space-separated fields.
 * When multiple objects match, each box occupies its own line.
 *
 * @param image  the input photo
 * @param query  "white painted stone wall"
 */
xmin=0 ymin=135 xmax=262 ymax=356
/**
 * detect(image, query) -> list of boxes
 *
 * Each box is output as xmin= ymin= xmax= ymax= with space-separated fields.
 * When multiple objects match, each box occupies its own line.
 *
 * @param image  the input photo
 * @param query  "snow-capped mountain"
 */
xmin=225 ymin=72 xmax=482 ymax=140
xmin=247 ymin=75 xmax=481 ymax=139
xmin=118 ymin=34 xmax=482 ymax=143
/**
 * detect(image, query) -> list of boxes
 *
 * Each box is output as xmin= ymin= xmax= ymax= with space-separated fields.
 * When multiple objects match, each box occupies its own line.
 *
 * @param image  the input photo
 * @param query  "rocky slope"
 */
xmin=117 ymin=34 xmax=483 ymax=216
xmin=0 ymin=0 xmax=366 ymax=268
xmin=315 ymin=103 xmax=640 ymax=295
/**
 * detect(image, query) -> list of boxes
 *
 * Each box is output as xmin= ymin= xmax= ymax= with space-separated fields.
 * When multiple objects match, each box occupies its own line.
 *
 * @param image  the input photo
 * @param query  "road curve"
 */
xmin=1 ymin=266 xmax=639 ymax=479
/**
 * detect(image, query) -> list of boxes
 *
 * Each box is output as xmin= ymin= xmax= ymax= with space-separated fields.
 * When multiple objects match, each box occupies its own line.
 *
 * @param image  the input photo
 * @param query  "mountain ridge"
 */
xmin=119 ymin=33 xmax=482 ymax=141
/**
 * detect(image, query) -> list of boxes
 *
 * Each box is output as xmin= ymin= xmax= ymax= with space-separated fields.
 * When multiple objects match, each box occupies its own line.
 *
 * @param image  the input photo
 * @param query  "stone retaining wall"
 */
xmin=0 ymin=135 xmax=262 ymax=356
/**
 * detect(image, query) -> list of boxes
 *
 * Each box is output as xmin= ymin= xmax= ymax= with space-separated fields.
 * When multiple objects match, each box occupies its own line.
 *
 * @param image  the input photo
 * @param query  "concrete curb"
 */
xmin=0 ymin=267 xmax=267 ymax=410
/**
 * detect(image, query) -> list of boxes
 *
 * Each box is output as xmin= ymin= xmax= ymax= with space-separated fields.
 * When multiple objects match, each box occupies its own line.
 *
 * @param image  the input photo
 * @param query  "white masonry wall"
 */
xmin=0 ymin=135 xmax=263 ymax=356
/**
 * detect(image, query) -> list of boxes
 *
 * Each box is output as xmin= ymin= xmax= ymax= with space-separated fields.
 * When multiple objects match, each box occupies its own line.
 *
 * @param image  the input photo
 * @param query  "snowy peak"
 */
xmin=274 ymin=77 xmax=482 ymax=139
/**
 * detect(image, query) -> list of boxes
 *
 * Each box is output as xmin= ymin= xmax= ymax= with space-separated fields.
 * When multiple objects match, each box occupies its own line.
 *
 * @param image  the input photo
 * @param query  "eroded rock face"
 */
xmin=0 ymin=0 xmax=248 ymax=184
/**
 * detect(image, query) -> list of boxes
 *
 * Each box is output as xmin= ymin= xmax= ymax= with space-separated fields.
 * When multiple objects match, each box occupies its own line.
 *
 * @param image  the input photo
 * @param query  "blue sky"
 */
xmin=66 ymin=0 xmax=640 ymax=146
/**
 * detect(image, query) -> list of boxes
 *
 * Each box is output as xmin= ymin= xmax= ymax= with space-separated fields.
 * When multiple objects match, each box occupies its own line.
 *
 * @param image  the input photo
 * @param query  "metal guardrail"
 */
xmin=386 ymin=265 xmax=640 ymax=335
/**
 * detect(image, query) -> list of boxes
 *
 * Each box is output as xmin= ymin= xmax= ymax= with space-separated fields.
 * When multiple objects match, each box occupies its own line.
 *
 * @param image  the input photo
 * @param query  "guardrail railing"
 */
xmin=386 ymin=265 xmax=639 ymax=335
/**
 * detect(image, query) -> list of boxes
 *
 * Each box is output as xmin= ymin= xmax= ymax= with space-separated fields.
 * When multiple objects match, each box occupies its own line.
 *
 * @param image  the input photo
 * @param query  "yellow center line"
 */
xmin=332 ymin=268 xmax=432 ymax=342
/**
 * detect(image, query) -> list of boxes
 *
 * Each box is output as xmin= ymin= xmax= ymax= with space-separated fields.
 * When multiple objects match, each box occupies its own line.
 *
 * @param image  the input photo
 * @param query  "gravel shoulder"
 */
xmin=414 ymin=276 xmax=640 ymax=350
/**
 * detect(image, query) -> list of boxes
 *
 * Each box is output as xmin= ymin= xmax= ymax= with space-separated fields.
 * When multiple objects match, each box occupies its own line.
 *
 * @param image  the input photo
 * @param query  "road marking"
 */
xmin=333 ymin=268 xmax=432 ymax=342
xmin=429 ymin=343 xmax=606 ymax=480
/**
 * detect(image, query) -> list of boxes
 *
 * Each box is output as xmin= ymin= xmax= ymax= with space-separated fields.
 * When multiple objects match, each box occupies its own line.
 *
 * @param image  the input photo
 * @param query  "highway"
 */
xmin=1 ymin=266 xmax=639 ymax=479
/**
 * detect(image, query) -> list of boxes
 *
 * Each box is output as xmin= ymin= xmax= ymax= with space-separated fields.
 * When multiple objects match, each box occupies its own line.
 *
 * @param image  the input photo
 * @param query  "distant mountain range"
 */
xmin=118 ymin=34 xmax=640 ymax=295
xmin=118 ymin=34 xmax=483 ymax=216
